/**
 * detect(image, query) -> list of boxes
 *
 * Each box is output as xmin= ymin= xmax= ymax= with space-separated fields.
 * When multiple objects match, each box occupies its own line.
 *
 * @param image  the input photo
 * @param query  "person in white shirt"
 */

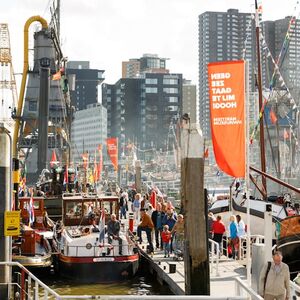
xmin=236 ymin=214 xmax=246 ymax=237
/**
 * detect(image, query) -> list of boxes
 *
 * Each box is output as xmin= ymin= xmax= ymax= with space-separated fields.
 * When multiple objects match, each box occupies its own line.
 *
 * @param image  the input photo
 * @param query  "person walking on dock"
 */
xmin=132 ymin=193 xmax=142 ymax=221
xmin=161 ymin=225 xmax=171 ymax=257
xmin=171 ymin=214 xmax=184 ymax=257
xmin=162 ymin=207 xmax=177 ymax=253
xmin=259 ymin=251 xmax=290 ymax=300
xmin=212 ymin=215 xmax=226 ymax=254
xmin=107 ymin=214 xmax=123 ymax=255
xmin=236 ymin=214 xmax=246 ymax=238
xmin=228 ymin=215 xmax=239 ymax=259
xmin=137 ymin=208 xmax=154 ymax=254
xmin=119 ymin=191 xmax=128 ymax=219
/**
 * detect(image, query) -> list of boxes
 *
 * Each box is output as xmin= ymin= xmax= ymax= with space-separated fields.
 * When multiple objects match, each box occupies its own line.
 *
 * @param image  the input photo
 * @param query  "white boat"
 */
xmin=56 ymin=194 xmax=139 ymax=283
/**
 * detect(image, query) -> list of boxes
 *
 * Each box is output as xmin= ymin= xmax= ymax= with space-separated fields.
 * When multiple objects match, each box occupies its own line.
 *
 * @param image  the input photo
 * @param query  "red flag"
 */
xmin=98 ymin=145 xmax=103 ymax=181
xmin=82 ymin=152 xmax=89 ymax=169
xmin=93 ymin=150 xmax=98 ymax=182
xmin=204 ymin=148 xmax=209 ymax=158
xmin=283 ymin=128 xmax=289 ymax=139
xmin=106 ymin=138 xmax=118 ymax=171
xmin=63 ymin=165 xmax=69 ymax=185
xmin=208 ymin=60 xmax=246 ymax=178
xmin=270 ymin=109 xmax=278 ymax=124
xmin=50 ymin=149 xmax=58 ymax=168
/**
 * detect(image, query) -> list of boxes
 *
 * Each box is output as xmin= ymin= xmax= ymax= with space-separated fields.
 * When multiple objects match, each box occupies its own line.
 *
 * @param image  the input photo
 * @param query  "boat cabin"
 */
xmin=62 ymin=194 xmax=119 ymax=226
xmin=19 ymin=197 xmax=47 ymax=229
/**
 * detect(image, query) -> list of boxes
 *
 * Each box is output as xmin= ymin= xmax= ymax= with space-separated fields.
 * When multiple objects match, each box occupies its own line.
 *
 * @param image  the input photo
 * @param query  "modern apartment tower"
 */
xmin=67 ymin=61 xmax=105 ymax=111
xmin=199 ymin=9 xmax=300 ymax=139
xmin=198 ymin=9 xmax=256 ymax=138
xmin=102 ymin=73 xmax=182 ymax=151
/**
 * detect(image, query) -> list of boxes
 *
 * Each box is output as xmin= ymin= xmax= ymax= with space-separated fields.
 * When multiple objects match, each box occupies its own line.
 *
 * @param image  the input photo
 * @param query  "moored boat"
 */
xmin=56 ymin=194 xmax=139 ymax=283
xmin=276 ymin=215 xmax=300 ymax=279
xmin=208 ymin=184 xmax=294 ymax=238
xmin=12 ymin=197 xmax=56 ymax=271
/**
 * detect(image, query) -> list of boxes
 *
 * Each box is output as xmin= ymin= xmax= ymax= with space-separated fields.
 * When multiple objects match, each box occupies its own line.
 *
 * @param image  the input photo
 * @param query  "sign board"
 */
xmin=4 ymin=211 xmax=21 ymax=236
xmin=208 ymin=60 xmax=246 ymax=178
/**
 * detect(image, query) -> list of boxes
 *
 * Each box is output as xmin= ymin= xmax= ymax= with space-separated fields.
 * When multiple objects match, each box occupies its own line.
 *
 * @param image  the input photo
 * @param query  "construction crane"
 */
xmin=0 ymin=23 xmax=18 ymax=125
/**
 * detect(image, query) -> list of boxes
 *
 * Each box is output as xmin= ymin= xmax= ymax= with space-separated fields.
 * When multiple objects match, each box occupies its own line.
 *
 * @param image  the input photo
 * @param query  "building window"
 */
xmin=168 ymin=97 xmax=178 ymax=103
xmin=145 ymin=87 xmax=158 ymax=93
xmin=145 ymin=78 xmax=158 ymax=84
xmin=29 ymin=101 xmax=37 ymax=111
xmin=163 ymin=87 xmax=178 ymax=93
xmin=163 ymin=78 xmax=178 ymax=85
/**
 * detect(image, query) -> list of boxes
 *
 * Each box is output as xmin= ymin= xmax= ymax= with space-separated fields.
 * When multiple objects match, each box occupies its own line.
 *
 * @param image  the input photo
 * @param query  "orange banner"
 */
xmin=208 ymin=60 xmax=246 ymax=178
xmin=106 ymin=138 xmax=118 ymax=171
xmin=98 ymin=144 xmax=103 ymax=181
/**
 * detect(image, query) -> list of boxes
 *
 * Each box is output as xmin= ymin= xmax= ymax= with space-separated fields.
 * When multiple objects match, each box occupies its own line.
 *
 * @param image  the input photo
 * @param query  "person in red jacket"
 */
xmin=212 ymin=215 xmax=226 ymax=253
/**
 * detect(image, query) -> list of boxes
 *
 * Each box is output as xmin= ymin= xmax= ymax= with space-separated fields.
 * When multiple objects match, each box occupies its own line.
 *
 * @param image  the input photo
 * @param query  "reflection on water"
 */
xmin=43 ymin=268 xmax=172 ymax=296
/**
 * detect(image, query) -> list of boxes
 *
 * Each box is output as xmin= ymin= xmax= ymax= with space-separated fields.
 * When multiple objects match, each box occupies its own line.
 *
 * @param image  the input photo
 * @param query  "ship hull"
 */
xmin=58 ymin=254 xmax=139 ymax=282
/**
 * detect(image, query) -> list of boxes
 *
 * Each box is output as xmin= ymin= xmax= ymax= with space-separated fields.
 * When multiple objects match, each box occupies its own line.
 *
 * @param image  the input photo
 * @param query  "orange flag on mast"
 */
xmin=208 ymin=60 xmax=246 ymax=178
xmin=98 ymin=145 xmax=103 ymax=180
xmin=106 ymin=138 xmax=118 ymax=171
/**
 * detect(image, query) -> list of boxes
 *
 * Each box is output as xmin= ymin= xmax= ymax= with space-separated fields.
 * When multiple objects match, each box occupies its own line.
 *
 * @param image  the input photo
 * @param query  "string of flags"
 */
xmin=244 ymin=5 xmax=300 ymax=149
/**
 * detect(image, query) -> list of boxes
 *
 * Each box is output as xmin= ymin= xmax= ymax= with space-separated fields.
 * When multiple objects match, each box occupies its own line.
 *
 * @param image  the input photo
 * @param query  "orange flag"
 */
xmin=270 ymin=109 xmax=278 ymax=124
xmin=106 ymin=138 xmax=118 ymax=171
xmin=82 ymin=152 xmax=89 ymax=169
xmin=52 ymin=70 xmax=61 ymax=81
xmin=204 ymin=148 xmax=209 ymax=158
xmin=98 ymin=145 xmax=103 ymax=180
xmin=283 ymin=128 xmax=289 ymax=139
xmin=208 ymin=60 xmax=246 ymax=178
xmin=50 ymin=149 xmax=58 ymax=168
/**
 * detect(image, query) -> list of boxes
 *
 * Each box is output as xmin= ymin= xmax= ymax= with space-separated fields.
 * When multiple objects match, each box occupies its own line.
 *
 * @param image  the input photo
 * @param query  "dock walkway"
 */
xmin=138 ymin=241 xmax=247 ymax=297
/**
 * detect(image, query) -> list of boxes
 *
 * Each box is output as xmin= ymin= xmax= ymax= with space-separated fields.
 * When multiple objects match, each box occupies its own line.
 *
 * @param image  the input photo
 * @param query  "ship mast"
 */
xmin=255 ymin=0 xmax=267 ymax=199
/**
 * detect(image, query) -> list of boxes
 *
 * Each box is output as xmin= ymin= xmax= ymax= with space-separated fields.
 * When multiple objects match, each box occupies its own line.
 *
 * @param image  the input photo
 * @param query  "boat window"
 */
xmin=66 ymin=201 xmax=82 ymax=218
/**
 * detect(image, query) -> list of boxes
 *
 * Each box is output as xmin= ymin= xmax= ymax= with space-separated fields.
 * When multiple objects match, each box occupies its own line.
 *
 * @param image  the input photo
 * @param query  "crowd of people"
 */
xmin=208 ymin=212 xmax=246 ymax=259
xmin=116 ymin=187 xmax=184 ymax=258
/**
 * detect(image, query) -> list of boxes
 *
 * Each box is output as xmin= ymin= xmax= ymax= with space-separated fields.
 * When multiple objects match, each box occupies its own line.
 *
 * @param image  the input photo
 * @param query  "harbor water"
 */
xmin=42 ymin=260 xmax=172 ymax=296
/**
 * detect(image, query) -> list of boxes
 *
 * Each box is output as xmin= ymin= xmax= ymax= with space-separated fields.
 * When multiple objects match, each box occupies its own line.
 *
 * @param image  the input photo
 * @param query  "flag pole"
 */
xmin=245 ymin=60 xmax=251 ymax=285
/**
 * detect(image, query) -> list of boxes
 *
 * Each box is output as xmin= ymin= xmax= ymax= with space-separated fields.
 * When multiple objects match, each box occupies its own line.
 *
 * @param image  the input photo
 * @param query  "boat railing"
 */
xmin=64 ymin=242 xmax=136 ymax=257
xmin=208 ymin=239 xmax=220 ymax=276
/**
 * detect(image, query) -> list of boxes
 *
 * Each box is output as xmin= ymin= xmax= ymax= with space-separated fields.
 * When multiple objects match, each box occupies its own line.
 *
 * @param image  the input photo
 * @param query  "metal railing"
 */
xmin=0 ymin=261 xmax=61 ymax=299
xmin=234 ymin=277 xmax=263 ymax=300
xmin=208 ymin=239 xmax=220 ymax=276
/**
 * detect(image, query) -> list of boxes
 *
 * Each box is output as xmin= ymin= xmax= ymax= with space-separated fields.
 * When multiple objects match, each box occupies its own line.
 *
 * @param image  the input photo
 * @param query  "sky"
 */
xmin=1 ymin=0 xmax=299 ymax=88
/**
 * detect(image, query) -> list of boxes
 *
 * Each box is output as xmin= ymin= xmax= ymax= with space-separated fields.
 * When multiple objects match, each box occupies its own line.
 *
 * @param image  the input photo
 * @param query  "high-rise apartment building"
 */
xmin=67 ymin=61 xmax=105 ymax=111
xmin=262 ymin=17 xmax=300 ymax=100
xmin=198 ymin=9 xmax=256 ymax=138
xmin=102 ymin=73 xmax=182 ymax=150
xmin=199 ymin=10 xmax=300 ymax=139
